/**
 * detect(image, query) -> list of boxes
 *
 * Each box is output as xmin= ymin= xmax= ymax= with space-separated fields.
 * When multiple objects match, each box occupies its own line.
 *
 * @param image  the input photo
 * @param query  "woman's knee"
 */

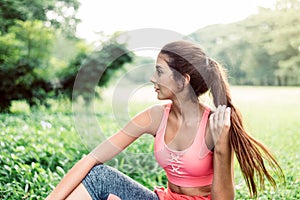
xmin=88 ymin=164 xmax=115 ymax=179
xmin=89 ymin=164 xmax=108 ymax=174
xmin=82 ymin=164 xmax=118 ymax=199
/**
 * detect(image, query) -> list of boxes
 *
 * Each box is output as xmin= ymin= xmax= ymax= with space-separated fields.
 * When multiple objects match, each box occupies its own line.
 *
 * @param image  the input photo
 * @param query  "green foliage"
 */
xmin=0 ymin=8 xmax=133 ymax=112
xmin=0 ymin=0 xmax=80 ymax=37
xmin=0 ymin=0 xmax=84 ymax=112
xmin=9 ymin=20 xmax=54 ymax=69
xmin=58 ymin=36 xmax=134 ymax=102
xmin=190 ymin=0 xmax=300 ymax=86
xmin=0 ymin=20 xmax=55 ymax=112
xmin=0 ymin=110 xmax=88 ymax=199
xmin=0 ymin=27 xmax=133 ymax=112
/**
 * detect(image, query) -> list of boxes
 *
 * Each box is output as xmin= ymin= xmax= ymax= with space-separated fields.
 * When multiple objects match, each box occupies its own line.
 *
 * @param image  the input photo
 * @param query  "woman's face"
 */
xmin=150 ymin=54 xmax=179 ymax=100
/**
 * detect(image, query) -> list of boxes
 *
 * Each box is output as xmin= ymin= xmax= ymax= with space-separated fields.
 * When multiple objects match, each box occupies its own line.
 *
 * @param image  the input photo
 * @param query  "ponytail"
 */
xmin=209 ymin=60 xmax=284 ymax=197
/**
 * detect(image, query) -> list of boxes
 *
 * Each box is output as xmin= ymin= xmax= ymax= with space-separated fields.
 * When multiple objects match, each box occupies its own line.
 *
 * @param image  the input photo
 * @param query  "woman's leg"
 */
xmin=76 ymin=164 xmax=159 ymax=200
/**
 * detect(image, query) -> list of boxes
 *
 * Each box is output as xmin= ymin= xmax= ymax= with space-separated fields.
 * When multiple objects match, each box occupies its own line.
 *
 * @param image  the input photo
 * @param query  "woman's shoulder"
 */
xmin=146 ymin=103 xmax=169 ymax=121
xmin=141 ymin=103 xmax=170 ymax=135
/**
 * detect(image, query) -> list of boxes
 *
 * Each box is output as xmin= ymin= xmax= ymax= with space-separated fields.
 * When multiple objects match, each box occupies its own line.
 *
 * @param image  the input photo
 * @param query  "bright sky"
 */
xmin=76 ymin=0 xmax=277 ymax=43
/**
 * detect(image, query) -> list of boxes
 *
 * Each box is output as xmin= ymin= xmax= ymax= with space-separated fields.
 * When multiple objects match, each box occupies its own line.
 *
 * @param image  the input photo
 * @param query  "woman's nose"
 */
xmin=150 ymin=79 xmax=156 ymax=85
xmin=150 ymin=75 xmax=156 ymax=84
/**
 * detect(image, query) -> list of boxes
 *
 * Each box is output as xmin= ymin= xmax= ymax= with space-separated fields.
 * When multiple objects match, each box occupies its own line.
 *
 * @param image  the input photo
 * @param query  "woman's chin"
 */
xmin=157 ymin=95 xmax=168 ymax=101
xmin=156 ymin=94 xmax=163 ymax=100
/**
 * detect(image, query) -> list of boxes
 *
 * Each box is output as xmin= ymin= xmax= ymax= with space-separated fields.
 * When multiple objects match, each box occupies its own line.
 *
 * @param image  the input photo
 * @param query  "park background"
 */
xmin=0 ymin=0 xmax=299 ymax=199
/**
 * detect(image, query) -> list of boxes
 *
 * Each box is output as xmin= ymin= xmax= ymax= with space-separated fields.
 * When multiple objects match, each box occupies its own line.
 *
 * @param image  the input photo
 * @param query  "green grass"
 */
xmin=0 ymin=86 xmax=299 ymax=199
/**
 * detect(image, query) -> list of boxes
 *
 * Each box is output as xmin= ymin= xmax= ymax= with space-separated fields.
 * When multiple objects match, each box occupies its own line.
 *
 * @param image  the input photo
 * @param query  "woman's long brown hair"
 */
xmin=160 ymin=40 xmax=285 ymax=197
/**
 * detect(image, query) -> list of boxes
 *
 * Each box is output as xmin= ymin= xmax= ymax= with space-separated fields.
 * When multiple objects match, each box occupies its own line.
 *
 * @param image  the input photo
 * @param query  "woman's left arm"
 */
xmin=209 ymin=105 xmax=235 ymax=200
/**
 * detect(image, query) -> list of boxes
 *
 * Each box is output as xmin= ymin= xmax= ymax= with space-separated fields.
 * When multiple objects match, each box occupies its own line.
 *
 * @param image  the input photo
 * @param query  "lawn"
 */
xmin=0 ymin=86 xmax=299 ymax=199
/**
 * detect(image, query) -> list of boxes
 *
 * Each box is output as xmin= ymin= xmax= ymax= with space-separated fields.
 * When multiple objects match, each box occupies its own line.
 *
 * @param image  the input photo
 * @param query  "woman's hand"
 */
xmin=209 ymin=105 xmax=231 ymax=150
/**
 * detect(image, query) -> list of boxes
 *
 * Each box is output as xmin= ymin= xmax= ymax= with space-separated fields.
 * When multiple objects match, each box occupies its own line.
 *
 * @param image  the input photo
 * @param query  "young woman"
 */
xmin=46 ymin=40 xmax=284 ymax=200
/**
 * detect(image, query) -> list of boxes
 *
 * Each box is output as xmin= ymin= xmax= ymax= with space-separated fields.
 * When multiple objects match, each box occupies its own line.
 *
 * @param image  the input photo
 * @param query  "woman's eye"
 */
xmin=155 ymin=66 xmax=163 ymax=76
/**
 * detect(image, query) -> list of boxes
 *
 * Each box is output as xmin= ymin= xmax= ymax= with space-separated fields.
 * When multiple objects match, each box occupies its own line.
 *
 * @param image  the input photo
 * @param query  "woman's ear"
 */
xmin=184 ymin=73 xmax=191 ymax=86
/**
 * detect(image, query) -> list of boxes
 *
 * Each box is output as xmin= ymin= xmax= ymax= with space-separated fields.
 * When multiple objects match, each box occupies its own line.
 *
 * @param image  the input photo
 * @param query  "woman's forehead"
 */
xmin=156 ymin=60 xmax=169 ymax=70
xmin=156 ymin=53 xmax=170 ymax=66
xmin=158 ymin=53 xmax=170 ymax=61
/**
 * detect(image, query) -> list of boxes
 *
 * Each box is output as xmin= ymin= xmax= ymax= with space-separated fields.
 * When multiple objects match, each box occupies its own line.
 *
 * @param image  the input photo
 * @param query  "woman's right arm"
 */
xmin=46 ymin=105 xmax=164 ymax=200
xmin=45 ymin=154 xmax=97 ymax=200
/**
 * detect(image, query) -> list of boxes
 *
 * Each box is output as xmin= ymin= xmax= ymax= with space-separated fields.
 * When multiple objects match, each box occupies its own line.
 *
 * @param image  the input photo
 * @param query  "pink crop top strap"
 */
xmin=154 ymin=103 xmax=214 ymax=187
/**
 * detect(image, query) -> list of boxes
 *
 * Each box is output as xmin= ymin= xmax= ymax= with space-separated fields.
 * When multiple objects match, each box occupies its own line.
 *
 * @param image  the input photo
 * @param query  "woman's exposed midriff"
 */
xmin=168 ymin=182 xmax=211 ymax=197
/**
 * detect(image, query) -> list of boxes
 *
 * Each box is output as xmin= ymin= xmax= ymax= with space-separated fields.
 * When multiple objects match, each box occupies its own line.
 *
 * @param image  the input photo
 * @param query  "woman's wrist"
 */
xmin=214 ymin=131 xmax=231 ymax=155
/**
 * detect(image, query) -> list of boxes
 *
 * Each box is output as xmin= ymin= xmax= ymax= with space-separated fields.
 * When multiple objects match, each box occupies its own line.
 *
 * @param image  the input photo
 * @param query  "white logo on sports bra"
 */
xmin=169 ymin=152 xmax=181 ymax=173
xmin=171 ymin=165 xmax=180 ymax=173
xmin=170 ymin=153 xmax=180 ymax=163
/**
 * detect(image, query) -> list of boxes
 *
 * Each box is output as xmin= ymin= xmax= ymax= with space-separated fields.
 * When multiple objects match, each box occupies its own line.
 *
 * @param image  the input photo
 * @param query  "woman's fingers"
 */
xmin=209 ymin=105 xmax=231 ymax=146
xmin=224 ymin=107 xmax=231 ymax=127
xmin=212 ymin=105 xmax=226 ymax=129
xmin=217 ymin=105 xmax=226 ymax=128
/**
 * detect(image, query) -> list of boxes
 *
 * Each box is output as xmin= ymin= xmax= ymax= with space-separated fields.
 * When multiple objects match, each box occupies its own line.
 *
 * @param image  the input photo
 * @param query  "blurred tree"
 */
xmin=122 ymin=56 xmax=155 ymax=84
xmin=57 ymin=35 xmax=134 ymax=103
xmin=0 ymin=0 xmax=80 ymax=112
xmin=263 ymin=0 xmax=300 ymax=85
xmin=189 ymin=23 xmax=253 ymax=85
xmin=243 ymin=0 xmax=300 ymax=85
xmin=0 ymin=20 xmax=55 ymax=112
xmin=0 ymin=0 xmax=80 ymax=38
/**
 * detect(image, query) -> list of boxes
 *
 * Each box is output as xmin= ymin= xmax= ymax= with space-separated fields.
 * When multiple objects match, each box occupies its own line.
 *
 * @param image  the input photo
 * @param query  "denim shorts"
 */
xmin=82 ymin=164 xmax=160 ymax=200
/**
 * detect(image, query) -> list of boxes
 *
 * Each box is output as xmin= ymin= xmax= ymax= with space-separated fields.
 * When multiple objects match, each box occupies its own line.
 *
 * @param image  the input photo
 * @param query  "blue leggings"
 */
xmin=82 ymin=164 xmax=160 ymax=200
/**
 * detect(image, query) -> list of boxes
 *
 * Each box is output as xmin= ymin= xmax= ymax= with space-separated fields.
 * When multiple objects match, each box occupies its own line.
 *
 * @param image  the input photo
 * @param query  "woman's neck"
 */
xmin=170 ymin=98 xmax=202 ymax=121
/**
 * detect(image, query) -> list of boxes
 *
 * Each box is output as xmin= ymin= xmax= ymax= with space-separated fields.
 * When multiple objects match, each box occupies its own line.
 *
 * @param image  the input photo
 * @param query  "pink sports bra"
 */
xmin=154 ymin=103 xmax=214 ymax=187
